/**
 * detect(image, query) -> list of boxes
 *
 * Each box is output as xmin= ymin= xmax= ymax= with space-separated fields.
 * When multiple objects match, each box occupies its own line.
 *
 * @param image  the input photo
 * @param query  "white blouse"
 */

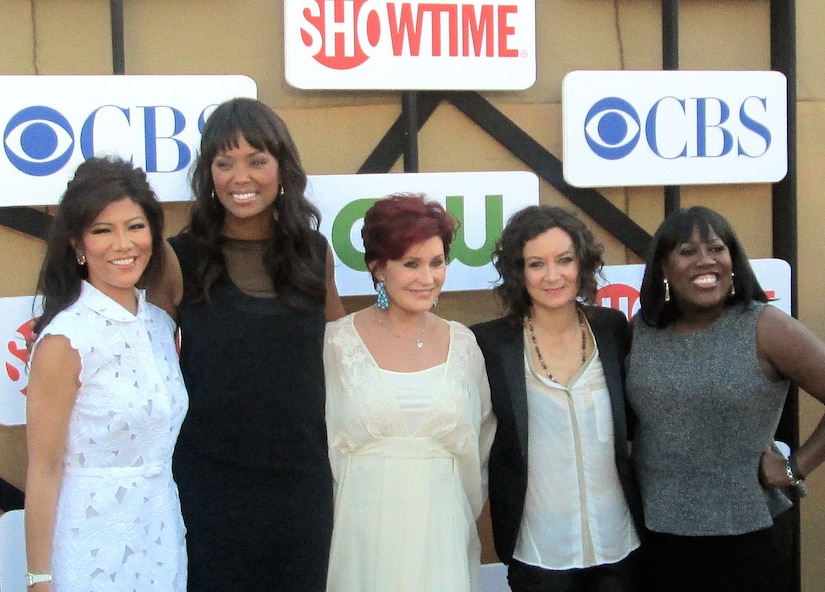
xmin=513 ymin=329 xmax=639 ymax=570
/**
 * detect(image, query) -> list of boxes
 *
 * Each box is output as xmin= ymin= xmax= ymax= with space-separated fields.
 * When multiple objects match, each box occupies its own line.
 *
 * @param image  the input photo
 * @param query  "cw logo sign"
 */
xmin=331 ymin=194 xmax=503 ymax=270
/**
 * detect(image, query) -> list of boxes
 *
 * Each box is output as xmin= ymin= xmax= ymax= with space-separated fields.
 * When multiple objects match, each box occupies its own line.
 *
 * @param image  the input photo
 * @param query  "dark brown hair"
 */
xmin=491 ymin=205 xmax=604 ymax=323
xmin=35 ymin=156 xmax=165 ymax=333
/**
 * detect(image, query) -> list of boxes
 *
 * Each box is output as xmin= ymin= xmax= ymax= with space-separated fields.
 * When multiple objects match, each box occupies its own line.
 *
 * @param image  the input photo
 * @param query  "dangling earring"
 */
xmin=211 ymin=189 xmax=217 ymax=200
xmin=376 ymin=281 xmax=389 ymax=310
xmin=76 ymin=253 xmax=87 ymax=266
xmin=279 ymin=185 xmax=285 ymax=196
xmin=729 ymin=272 xmax=736 ymax=296
xmin=432 ymin=297 xmax=439 ymax=308
xmin=663 ymin=278 xmax=671 ymax=303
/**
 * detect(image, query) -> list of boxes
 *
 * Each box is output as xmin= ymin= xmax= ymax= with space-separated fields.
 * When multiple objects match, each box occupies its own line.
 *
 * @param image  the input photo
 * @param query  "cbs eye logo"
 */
xmin=583 ymin=97 xmax=641 ymax=160
xmin=4 ymin=106 xmax=75 ymax=176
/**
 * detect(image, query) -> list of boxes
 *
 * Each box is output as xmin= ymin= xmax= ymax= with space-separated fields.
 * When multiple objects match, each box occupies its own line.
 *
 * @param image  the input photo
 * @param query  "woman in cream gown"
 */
xmin=324 ymin=193 xmax=496 ymax=592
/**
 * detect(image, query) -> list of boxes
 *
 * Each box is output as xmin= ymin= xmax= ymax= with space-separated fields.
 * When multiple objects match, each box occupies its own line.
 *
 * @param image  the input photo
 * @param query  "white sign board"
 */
xmin=310 ymin=171 xmax=539 ymax=295
xmin=0 ymin=259 xmax=791 ymax=424
xmin=562 ymin=70 xmax=788 ymax=187
xmin=284 ymin=0 xmax=536 ymax=90
xmin=0 ymin=75 xmax=257 ymax=206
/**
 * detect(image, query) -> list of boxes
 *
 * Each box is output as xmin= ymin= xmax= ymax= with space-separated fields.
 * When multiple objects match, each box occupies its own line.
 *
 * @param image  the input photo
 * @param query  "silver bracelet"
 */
xmin=25 ymin=572 xmax=52 ymax=587
xmin=785 ymin=459 xmax=809 ymax=498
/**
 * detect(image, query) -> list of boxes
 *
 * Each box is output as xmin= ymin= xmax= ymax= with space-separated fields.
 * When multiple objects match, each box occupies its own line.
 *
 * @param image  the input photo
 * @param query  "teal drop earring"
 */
xmin=376 ymin=281 xmax=389 ymax=310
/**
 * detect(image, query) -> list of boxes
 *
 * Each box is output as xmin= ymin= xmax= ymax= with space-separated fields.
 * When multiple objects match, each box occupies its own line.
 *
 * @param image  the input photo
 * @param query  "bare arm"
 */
xmin=757 ymin=305 xmax=825 ymax=486
xmin=324 ymin=244 xmax=346 ymax=321
xmin=24 ymin=335 xmax=81 ymax=589
xmin=146 ymin=240 xmax=183 ymax=321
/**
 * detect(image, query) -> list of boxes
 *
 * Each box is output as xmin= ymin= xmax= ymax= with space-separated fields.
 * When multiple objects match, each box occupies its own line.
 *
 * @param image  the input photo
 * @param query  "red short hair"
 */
xmin=362 ymin=193 xmax=457 ymax=286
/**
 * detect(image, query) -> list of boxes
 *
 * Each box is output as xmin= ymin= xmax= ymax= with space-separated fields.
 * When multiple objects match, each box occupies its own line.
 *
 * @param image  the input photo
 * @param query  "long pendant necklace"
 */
xmin=373 ymin=307 xmax=427 ymax=349
xmin=526 ymin=307 xmax=587 ymax=383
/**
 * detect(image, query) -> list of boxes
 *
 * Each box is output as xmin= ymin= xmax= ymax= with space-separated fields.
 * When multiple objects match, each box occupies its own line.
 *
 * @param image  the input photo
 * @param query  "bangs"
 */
xmin=661 ymin=208 xmax=731 ymax=253
xmin=203 ymin=112 xmax=278 ymax=160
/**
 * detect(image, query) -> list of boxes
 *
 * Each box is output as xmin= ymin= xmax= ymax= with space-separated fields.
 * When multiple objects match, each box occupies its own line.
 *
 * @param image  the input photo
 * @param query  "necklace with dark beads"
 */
xmin=526 ymin=307 xmax=587 ymax=384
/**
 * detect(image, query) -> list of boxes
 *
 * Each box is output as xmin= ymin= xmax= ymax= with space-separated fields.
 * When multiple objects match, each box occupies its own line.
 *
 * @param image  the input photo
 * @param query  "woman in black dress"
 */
xmin=150 ymin=97 xmax=345 ymax=591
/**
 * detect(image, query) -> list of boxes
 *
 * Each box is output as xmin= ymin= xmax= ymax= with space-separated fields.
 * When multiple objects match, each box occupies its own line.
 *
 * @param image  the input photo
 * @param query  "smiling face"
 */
xmin=374 ymin=235 xmax=446 ymax=314
xmin=662 ymin=224 xmax=733 ymax=315
xmin=211 ymin=134 xmax=281 ymax=236
xmin=78 ymin=197 xmax=152 ymax=311
xmin=523 ymin=227 xmax=580 ymax=313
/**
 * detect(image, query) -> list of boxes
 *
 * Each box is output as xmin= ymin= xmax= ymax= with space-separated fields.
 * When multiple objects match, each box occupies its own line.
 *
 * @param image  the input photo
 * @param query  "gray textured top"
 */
xmin=626 ymin=302 xmax=791 ymax=536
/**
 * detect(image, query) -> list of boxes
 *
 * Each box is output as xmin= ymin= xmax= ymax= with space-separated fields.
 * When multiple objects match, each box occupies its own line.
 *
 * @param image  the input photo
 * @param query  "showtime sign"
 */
xmin=284 ymin=0 xmax=536 ymax=90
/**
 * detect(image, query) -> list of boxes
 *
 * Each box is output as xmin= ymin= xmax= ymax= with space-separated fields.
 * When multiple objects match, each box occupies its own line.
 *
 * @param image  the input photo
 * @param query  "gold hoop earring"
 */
xmin=663 ymin=278 xmax=671 ymax=302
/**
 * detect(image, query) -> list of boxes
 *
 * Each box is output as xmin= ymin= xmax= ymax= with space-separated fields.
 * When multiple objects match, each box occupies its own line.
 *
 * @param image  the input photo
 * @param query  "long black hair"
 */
xmin=185 ymin=98 xmax=325 ymax=309
xmin=34 ymin=156 xmax=165 ymax=333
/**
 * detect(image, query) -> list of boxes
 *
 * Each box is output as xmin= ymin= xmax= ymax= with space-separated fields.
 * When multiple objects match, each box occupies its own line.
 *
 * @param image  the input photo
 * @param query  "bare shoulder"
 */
xmin=28 ymin=334 xmax=81 ymax=397
xmin=756 ymin=303 xmax=807 ymax=347
xmin=757 ymin=303 xmax=825 ymax=385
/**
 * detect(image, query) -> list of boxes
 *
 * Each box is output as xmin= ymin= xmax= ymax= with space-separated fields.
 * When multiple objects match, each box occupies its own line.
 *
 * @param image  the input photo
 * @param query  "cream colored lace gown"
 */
xmin=324 ymin=315 xmax=495 ymax=592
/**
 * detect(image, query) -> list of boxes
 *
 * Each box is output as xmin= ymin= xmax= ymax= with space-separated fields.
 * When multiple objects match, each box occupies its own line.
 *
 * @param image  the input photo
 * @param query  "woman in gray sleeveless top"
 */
xmin=626 ymin=206 xmax=825 ymax=592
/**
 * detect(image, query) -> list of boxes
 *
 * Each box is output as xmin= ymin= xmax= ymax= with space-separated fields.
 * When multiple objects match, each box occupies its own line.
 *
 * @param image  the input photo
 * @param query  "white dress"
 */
xmin=324 ymin=314 xmax=495 ymax=592
xmin=33 ymin=281 xmax=188 ymax=591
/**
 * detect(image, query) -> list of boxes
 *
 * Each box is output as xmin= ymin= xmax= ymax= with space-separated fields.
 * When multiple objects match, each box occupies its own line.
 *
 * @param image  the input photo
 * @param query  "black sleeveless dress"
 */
xmin=169 ymin=232 xmax=333 ymax=591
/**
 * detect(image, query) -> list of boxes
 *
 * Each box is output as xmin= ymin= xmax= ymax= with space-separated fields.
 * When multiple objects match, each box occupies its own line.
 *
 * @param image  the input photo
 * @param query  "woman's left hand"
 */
xmin=758 ymin=448 xmax=793 ymax=489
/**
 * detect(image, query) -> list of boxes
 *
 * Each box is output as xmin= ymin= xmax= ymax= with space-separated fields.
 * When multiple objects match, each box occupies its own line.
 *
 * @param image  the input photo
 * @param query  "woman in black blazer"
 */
xmin=471 ymin=205 xmax=643 ymax=592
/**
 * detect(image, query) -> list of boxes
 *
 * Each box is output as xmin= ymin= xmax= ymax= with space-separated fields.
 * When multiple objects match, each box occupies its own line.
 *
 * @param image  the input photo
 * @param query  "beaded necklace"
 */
xmin=526 ymin=307 xmax=587 ymax=383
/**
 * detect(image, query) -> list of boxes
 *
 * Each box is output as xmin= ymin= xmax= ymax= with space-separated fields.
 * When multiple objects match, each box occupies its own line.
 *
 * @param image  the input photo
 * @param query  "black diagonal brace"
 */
xmin=0 ymin=207 xmax=52 ymax=240
xmin=445 ymin=91 xmax=651 ymax=257
xmin=358 ymin=91 xmax=445 ymax=174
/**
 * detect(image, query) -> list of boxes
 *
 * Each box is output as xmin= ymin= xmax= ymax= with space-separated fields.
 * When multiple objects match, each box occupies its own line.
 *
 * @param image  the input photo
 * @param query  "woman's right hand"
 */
xmin=758 ymin=447 xmax=794 ymax=489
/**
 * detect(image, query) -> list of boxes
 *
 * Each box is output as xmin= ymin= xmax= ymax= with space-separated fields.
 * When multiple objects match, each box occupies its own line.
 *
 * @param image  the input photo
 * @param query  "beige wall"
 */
xmin=2 ymin=0 xmax=824 ymax=588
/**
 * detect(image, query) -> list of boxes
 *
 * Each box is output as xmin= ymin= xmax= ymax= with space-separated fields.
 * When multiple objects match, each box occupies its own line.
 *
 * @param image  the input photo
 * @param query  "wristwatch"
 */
xmin=785 ymin=456 xmax=809 ymax=498
xmin=25 ymin=572 xmax=52 ymax=587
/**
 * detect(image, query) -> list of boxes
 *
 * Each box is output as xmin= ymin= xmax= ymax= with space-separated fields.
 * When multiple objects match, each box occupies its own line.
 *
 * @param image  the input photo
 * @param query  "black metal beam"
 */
xmin=770 ymin=2 xmax=797 ymax=311
xmin=358 ymin=92 xmax=444 ymax=174
xmin=444 ymin=91 xmax=651 ymax=257
xmin=662 ymin=0 xmax=679 ymax=71
xmin=401 ymin=92 xmax=420 ymax=172
xmin=110 ymin=0 xmax=125 ymax=74
xmin=770 ymin=1 xmax=800 ymax=591
xmin=0 ymin=207 xmax=52 ymax=240
xmin=662 ymin=0 xmax=681 ymax=215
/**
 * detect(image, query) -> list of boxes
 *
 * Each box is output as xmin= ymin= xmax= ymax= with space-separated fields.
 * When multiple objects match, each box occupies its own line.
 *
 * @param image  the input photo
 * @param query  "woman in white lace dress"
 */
xmin=324 ymin=193 xmax=496 ymax=592
xmin=24 ymin=157 xmax=188 ymax=591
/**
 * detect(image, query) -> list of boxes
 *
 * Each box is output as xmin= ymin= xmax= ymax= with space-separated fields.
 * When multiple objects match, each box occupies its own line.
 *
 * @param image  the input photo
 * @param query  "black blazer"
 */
xmin=470 ymin=305 xmax=644 ymax=564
